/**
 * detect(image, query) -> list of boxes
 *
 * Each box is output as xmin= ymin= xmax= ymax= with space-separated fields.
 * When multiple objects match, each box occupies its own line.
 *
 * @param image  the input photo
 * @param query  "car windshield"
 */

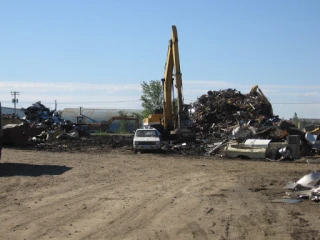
xmin=136 ymin=130 xmax=158 ymax=137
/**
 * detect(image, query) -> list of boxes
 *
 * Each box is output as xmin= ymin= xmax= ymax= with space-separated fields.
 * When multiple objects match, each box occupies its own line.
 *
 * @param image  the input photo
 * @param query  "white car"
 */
xmin=133 ymin=128 xmax=162 ymax=154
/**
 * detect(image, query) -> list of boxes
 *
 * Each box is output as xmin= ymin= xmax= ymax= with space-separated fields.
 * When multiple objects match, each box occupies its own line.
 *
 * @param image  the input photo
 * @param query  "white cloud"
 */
xmin=274 ymin=92 xmax=319 ymax=97
xmin=273 ymin=104 xmax=320 ymax=119
xmin=183 ymin=80 xmax=230 ymax=86
xmin=294 ymin=92 xmax=319 ymax=97
xmin=183 ymin=80 xmax=320 ymax=91
xmin=0 ymin=81 xmax=143 ymax=110
xmin=183 ymin=89 xmax=211 ymax=94
xmin=259 ymin=84 xmax=320 ymax=90
xmin=1 ymin=80 xmax=319 ymax=118
xmin=304 ymin=92 xmax=319 ymax=96
xmin=0 ymin=81 xmax=142 ymax=94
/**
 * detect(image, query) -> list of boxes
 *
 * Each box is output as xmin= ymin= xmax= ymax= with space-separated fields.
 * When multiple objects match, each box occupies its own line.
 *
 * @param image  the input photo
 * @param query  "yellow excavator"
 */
xmin=143 ymin=25 xmax=194 ymax=140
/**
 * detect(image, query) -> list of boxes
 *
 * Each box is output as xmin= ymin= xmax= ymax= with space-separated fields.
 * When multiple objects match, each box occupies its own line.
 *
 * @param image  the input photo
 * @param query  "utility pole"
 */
xmin=11 ymin=91 xmax=20 ymax=116
xmin=55 ymin=100 xmax=57 ymax=111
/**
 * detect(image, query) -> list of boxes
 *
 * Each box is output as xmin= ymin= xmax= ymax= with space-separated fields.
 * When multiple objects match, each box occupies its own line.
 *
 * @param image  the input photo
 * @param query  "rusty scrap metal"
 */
xmin=191 ymin=88 xmax=275 ymax=137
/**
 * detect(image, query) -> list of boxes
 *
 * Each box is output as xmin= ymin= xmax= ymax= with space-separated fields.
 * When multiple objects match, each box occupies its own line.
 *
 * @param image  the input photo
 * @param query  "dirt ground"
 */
xmin=1 ymin=148 xmax=320 ymax=240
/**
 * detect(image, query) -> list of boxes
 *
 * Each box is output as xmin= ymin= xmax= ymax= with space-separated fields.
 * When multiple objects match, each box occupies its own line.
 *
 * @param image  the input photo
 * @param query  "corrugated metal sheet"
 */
xmin=61 ymin=108 xmax=142 ymax=123
xmin=61 ymin=108 xmax=143 ymax=132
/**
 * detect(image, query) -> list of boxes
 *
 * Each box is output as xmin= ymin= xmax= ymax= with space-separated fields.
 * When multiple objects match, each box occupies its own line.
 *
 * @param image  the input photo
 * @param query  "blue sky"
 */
xmin=0 ymin=0 xmax=319 ymax=119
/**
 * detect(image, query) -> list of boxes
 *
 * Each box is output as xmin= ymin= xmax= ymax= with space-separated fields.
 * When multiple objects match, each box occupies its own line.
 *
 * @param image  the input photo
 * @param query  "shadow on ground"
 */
xmin=0 ymin=163 xmax=72 ymax=177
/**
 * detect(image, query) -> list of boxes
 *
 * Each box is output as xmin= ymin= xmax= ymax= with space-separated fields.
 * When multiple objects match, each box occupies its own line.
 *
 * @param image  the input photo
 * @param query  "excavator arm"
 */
xmin=171 ymin=25 xmax=184 ymax=129
xmin=162 ymin=25 xmax=185 ymax=130
xmin=162 ymin=33 xmax=174 ymax=130
xmin=144 ymin=25 xmax=194 ymax=141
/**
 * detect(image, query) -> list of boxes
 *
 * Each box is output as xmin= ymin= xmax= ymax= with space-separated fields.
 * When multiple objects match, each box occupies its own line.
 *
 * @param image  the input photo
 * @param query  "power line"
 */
xmin=56 ymin=100 xmax=142 ymax=104
xmin=1 ymin=99 xmax=320 ymax=105
xmin=0 ymin=100 xmax=142 ymax=104
xmin=184 ymin=99 xmax=320 ymax=105
xmin=271 ymin=102 xmax=320 ymax=105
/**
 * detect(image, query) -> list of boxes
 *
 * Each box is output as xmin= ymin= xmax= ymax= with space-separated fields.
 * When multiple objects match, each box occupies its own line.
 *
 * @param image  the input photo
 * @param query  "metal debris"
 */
xmin=2 ymin=102 xmax=87 ymax=146
xmin=284 ymin=171 xmax=320 ymax=203
xmin=1 ymin=89 xmax=319 ymax=160
xmin=22 ymin=101 xmax=64 ymax=124
xmin=191 ymin=86 xmax=274 ymax=138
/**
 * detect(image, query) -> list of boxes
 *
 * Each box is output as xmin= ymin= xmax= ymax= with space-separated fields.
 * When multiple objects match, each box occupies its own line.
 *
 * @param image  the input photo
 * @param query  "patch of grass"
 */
xmin=91 ymin=131 xmax=109 ymax=136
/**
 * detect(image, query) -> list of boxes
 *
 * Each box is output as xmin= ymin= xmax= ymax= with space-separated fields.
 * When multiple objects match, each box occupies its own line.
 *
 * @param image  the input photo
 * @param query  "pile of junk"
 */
xmin=2 ymin=101 xmax=90 ymax=146
xmin=2 ymin=86 xmax=320 ymax=159
xmin=162 ymin=85 xmax=320 ymax=160
xmin=272 ymin=170 xmax=320 ymax=204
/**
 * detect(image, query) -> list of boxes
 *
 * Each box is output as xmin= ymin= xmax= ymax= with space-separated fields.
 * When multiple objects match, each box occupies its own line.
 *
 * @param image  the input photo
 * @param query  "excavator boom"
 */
xmin=171 ymin=25 xmax=184 ymax=128
xmin=162 ymin=32 xmax=174 ymax=130
xmin=162 ymin=25 xmax=186 ymax=130
xmin=144 ymin=25 xmax=194 ymax=141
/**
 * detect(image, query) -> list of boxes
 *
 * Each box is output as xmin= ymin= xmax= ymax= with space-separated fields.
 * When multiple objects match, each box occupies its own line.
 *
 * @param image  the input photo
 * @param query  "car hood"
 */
xmin=134 ymin=137 xmax=160 ymax=141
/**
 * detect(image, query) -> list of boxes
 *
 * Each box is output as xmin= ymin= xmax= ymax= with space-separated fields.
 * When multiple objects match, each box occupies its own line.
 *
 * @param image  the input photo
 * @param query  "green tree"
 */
xmin=140 ymin=80 xmax=163 ymax=118
xmin=131 ymin=111 xmax=143 ymax=121
xmin=293 ymin=112 xmax=299 ymax=127
xmin=118 ymin=110 xmax=129 ymax=133
xmin=129 ymin=111 xmax=143 ymax=130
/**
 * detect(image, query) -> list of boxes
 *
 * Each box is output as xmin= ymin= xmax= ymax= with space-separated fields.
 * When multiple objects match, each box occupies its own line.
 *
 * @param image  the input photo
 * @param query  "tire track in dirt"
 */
xmin=0 ymin=152 xmax=219 ymax=239
xmin=2 ymin=149 xmax=320 ymax=240
xmin=0 ymin=153 xmax=145 ymax=239
xmin=2 ymin=182 xmax=122 ymax=239
xmin=80 ymin=172 xmax=228 ymax=240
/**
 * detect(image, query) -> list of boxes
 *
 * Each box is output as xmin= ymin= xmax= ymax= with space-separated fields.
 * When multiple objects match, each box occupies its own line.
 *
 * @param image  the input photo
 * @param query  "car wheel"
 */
xmin=134 ymin=149 xmax=137 ymax=154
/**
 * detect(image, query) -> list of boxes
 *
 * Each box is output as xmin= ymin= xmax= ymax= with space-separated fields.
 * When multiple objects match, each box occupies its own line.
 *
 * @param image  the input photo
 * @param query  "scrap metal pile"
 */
xmin=2 ymin=101 xmax=84 ymax=146
xmin=161 ymin=85 xmax=320 ymax=159
xmin=29 ymin=135 xmax=133 ymax=153
xmin=22 ymin=101 xmax=64 ymax=124
xmin=2 ymin=101 xmax=135 ymax=152
xmin=191 ymin=85 xmax=275 ymax=138
xmin=2 ymin=91 xmax=319 ymax=159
